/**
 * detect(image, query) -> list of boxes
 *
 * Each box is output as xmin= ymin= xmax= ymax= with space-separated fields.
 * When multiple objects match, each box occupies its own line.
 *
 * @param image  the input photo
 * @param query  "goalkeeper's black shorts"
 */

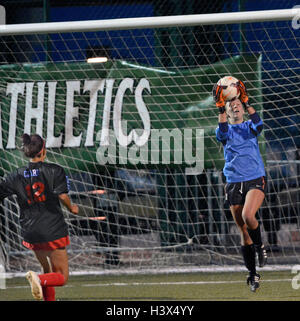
xmin=225 ymin=176 xmax=266 ymax=206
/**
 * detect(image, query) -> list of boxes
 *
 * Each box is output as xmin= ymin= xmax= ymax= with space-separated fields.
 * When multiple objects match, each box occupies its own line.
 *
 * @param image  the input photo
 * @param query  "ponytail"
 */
xmin=22 ymin=134 xmax=45 ymax=158
xmin=22 ymin=133 xmax=31 ymax=145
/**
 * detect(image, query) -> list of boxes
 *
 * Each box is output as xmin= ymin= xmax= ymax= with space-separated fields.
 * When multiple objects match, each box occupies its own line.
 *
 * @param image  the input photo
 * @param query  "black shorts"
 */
xmin=225 ymin=176 xmax=266 ymax=206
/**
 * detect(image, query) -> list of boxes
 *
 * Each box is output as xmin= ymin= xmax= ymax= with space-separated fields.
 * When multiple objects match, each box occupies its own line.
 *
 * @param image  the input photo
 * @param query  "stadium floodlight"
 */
xmin=87 ymin=57 xmax=108 ymax=63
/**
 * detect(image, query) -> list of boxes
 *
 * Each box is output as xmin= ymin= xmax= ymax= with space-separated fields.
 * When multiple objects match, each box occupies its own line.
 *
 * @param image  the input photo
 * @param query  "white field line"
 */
xmin=3 ymin=278 xmax=293 ymax=290
xmin=4 ymin=264 xmax=295 ymax=279
xmin=81 ymin=278 xmax=293 ymax=287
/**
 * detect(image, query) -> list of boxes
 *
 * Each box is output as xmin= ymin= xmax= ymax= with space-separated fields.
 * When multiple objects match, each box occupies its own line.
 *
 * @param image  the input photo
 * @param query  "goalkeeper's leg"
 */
xmin=230 ymin=205 xmax=260 ymax=292
xmin=242 ymin=189 xmax=267 ymax=267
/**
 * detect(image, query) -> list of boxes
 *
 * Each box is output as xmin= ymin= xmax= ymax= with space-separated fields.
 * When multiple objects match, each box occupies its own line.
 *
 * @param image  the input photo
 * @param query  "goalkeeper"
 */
xmin=213 ymin=80 xmax=267 ymax=292
xmin=0 ymin=133 xmax=79 ymax=301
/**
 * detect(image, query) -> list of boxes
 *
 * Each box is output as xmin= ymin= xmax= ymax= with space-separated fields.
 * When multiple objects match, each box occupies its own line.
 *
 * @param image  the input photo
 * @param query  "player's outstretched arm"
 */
xmin=213 ymin=83 xmax=229 ymax=144
xmin=238 ymin=80 xmax=263 ymax=134
xmin=212 ymin=83 xmax=228 ymax=122
xmin=238 ymin=79 xmax=256 ymax=114
xmin=59 ymin=193 xmax=79 ymax=214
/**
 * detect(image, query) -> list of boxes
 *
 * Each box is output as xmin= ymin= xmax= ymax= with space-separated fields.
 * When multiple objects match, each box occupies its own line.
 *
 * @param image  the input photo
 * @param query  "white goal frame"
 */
xmin=0 ymin=9 xmax=298 ymax=36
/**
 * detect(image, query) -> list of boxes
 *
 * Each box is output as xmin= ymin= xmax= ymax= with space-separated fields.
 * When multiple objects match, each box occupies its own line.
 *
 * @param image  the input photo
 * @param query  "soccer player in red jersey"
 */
xmin=0 ymin=134 xmax=79 ymax=301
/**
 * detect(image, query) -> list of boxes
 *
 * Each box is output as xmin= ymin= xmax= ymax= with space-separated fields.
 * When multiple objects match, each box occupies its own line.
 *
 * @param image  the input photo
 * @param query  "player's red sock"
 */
xmin=39 ymin=272 xmax=65 ymax=287
xmin=42 ymin=286 xmax=55 ymax=301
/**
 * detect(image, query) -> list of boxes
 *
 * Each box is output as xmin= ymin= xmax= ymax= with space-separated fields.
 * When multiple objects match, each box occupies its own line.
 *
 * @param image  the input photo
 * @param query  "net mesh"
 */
xmin=0 ymin=2 xmax=299 ymax=273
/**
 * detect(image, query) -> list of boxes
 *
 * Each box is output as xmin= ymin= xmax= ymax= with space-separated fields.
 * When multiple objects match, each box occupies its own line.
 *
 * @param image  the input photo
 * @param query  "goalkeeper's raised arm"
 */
xmin=212 ymin=82 xmax=228 ymax=124
xmin=213 ymin=79 xmax=267 ymax=293
xmin=213 ymin=83 xmax=229 ymax=144
xmin=238 ymin=79 xmax=263 ymax=136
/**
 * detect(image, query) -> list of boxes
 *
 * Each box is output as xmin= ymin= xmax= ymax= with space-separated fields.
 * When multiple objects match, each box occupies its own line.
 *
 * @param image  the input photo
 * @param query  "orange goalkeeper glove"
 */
xmin=238 ymin=80 xmax=250 ymax=108
xmin=212 ymin=83 xmax=226 ymax=113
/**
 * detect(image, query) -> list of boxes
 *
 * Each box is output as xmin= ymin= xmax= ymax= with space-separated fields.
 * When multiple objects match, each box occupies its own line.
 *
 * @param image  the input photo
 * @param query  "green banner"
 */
xmin=0 ymin=54 xmax=262 ymax=175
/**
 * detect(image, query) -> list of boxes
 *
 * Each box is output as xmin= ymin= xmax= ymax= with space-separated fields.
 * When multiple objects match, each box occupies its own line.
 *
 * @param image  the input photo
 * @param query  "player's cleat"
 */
xmin=247 ymin=273 xmax=260 ymax=292
xmin=255 ymin=244 xmax=268 ymax=267
xmin=26 ymin=270 xmax=43 ymax=300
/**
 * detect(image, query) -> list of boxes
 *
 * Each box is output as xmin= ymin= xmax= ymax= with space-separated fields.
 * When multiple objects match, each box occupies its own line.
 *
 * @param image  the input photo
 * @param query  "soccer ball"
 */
xmin=217 ymin=76 xmax=240 ymax=101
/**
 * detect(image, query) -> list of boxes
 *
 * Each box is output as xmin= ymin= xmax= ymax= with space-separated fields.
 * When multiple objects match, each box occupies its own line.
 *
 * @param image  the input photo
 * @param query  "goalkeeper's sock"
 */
xmin=241 ymin=244 xmax=256 ymax=275
xmin=39 ymin=272 xmax=65 ymax=287
xmin=42 ymin=286 xmax=55 ymax=301
xmin=247 ymin=224 xmax=262 ymax=247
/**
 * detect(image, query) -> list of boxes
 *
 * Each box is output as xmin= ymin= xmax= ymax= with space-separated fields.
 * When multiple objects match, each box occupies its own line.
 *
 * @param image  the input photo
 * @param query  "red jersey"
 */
xmin=0 ymin=162 xmax=69 ymax=243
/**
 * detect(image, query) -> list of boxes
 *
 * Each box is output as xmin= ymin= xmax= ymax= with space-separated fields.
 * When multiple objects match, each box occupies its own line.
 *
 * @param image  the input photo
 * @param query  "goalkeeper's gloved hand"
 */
xmin=212 ymin=84 xmax=226 ymax=113
xmin=238 ymin=80 xmax=250 ymax=108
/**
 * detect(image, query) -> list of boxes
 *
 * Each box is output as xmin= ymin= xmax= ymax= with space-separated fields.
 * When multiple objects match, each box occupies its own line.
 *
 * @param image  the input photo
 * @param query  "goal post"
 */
xmin=0 ymin=8 xmax=299 ymax=274
xmin=0 ymin=9 xmax=298 ymax=35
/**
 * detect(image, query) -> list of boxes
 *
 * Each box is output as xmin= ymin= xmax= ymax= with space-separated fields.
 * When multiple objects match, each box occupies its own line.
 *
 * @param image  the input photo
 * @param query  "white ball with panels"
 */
xmin=217 ymin=76 xmax=240 ymax=101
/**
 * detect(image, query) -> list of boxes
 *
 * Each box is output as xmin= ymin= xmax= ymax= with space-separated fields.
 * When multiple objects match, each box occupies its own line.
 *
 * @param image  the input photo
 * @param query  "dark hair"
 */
xmin=22 ymin=134 xmax=45 ymax=158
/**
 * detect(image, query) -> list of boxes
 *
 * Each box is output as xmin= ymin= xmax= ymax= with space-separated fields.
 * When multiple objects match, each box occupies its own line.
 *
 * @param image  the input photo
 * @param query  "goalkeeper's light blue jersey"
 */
xmin=216 ymin=117 xmax=265 ymax=183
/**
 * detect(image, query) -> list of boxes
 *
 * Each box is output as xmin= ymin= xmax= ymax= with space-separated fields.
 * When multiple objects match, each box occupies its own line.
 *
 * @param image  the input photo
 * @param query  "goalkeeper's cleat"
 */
xmin=255 ymin=244 xmax=268 ymax=267
xmin=247 ymin=273 xmax=260 ymax=292
xmin=26 ymin=270 xmax=43 ymax=300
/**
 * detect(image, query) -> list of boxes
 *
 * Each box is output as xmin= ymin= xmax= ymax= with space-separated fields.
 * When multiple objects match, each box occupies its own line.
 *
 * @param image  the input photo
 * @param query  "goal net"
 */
xmin=0 ymin=6 xmax=299 ymax=274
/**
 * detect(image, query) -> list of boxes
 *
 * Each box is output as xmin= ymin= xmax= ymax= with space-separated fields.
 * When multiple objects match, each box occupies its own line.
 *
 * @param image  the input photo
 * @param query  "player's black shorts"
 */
xmin=225 ymin=176 xmax=266 ymax=206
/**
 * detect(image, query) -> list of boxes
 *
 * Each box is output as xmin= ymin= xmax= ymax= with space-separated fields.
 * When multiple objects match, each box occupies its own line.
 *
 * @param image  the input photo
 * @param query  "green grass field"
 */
xmin=1 ymin=270 xmax=299 ymax=301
